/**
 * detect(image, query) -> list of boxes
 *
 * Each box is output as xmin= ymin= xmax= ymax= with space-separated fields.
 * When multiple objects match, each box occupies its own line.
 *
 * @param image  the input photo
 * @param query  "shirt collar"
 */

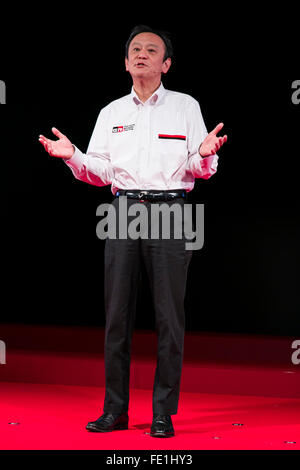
xmin=131 ymin=82 xmax=166 ymax=106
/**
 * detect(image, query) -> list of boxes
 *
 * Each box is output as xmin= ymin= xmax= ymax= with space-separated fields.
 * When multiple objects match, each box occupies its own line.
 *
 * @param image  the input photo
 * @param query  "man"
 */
xmin=39 ymin=25 xmax=227 ymax=438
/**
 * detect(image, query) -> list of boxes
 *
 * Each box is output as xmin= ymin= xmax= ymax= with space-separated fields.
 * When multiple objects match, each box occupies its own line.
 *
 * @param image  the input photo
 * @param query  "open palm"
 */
xmin=199 ymin=123 xmax=227 ymax=157
xmin=39 ymin=127 xmax=74 ymax=159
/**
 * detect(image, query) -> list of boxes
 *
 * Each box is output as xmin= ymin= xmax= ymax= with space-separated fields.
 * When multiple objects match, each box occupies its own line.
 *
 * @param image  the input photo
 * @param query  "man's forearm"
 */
xmin=64 ymin=146 xmax=114 ymax=187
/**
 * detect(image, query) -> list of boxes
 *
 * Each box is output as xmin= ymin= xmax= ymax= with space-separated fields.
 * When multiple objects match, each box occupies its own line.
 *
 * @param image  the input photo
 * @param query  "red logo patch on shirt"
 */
xmin=112 ymin=126 xmax=124 ymax=133
xmin=112 ymin=124 xmax=135 ymax=133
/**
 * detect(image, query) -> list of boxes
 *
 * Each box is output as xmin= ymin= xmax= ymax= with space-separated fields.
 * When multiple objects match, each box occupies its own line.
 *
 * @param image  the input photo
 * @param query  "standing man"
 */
xmin=39 ymin=25 xmax=227 ymax=438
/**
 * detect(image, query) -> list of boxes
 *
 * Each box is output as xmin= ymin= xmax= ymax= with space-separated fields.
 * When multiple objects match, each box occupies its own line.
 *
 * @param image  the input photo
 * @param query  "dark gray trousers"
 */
xmin=103 ymin=196 xmax=193 ymax=415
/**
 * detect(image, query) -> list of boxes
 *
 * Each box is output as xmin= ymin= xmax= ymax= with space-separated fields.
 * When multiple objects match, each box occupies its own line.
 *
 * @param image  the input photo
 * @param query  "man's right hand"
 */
xmin=39 ymin=127 xmax=75 ymax=159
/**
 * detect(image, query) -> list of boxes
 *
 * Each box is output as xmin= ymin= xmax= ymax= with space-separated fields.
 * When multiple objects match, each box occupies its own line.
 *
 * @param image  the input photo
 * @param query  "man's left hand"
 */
xmin=199 ymin=123 xmax=227 ymax=157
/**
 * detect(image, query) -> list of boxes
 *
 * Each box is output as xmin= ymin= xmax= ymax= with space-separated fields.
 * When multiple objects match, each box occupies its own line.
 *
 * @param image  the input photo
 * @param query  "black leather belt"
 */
xmin=115 ymin=189 xmax=187 ymax=201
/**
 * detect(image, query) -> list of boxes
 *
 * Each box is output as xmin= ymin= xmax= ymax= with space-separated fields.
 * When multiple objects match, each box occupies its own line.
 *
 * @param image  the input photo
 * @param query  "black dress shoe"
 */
xmin=150 ymin=414 xmax=175 ymax=438
xmin=86 ymin=412 xmax=129 ymax=432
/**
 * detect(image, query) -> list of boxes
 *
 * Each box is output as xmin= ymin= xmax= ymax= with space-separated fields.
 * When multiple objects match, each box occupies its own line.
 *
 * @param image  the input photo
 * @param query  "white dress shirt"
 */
xmin=65 ymin=82 xmax=219 ymax=194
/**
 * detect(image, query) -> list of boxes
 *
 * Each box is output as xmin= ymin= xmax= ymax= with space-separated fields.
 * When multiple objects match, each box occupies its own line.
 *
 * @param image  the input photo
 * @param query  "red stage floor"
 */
xmin=0 ymin=324 xmax=299 ymax=450
xmin=0 ymin=382 xmax=299 ymax=450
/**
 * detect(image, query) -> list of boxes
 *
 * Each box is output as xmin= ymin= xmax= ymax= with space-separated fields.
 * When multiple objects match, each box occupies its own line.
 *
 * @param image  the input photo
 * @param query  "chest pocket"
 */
xmin=156 ymin=132 xmax=188 ymax=162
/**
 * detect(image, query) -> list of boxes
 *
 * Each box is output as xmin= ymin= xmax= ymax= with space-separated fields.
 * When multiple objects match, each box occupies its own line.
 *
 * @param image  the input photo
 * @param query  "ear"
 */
xmin=125 ymin=57 xmax=129 ymax=72
xmin=162 ymin=57 xmax=172 ymax=74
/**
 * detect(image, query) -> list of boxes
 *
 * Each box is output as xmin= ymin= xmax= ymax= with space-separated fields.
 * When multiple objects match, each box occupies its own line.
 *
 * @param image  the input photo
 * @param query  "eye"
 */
xmin=148 ymin=49 xmax=156 ymax=53
xmin=132 ymin=47 xmax=140 ymax=52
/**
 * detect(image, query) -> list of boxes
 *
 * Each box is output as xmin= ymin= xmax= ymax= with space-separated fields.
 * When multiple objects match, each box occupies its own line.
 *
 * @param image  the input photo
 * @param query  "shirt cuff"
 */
xmin=200 ymin=154 xmax=219 ymax=172
xmin=64 ymin=145 xmax=84 ymax=169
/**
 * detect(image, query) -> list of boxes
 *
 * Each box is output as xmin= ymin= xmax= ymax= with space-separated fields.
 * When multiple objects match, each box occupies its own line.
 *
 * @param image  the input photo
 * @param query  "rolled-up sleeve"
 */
xmin=186 ymin=99 xmax=219 ymax=180
xmin=64 ymin=106 xmax=114 ymax=187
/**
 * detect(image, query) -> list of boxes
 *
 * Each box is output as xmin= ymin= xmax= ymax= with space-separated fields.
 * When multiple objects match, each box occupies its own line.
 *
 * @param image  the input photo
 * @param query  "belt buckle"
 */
xmin=139 ymin=191 xmax=148 ymax=201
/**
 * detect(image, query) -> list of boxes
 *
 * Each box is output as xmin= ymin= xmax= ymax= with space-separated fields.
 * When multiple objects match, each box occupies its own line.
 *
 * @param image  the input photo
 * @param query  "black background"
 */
xmin=1 ymin=6 xmax=299 ymax=336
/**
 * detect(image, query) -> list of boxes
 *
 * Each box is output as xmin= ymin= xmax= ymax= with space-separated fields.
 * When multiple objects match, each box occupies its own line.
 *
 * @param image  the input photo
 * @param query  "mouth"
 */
xmin=135 ymin=62 xmax=147 ymax=68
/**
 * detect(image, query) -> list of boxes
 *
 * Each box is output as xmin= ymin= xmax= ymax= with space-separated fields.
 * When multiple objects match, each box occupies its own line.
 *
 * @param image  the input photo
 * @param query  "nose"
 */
xmin=137 ymin=48 xmax=148 ymax=59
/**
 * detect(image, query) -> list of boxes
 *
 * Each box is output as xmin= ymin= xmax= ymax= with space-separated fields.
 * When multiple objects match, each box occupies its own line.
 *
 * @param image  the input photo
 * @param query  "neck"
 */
xmin=132 ymin=77 xmax=161 ymax=103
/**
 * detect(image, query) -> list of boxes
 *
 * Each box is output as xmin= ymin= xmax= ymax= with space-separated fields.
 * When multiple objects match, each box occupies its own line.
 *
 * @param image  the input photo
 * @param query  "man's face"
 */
xmin=125 ymin=32 xmax=171 ymax=81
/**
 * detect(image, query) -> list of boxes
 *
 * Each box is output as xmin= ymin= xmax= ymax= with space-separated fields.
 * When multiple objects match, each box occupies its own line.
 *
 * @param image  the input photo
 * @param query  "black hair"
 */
xmin=125 ymin=24 xmax=173 ymax=62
